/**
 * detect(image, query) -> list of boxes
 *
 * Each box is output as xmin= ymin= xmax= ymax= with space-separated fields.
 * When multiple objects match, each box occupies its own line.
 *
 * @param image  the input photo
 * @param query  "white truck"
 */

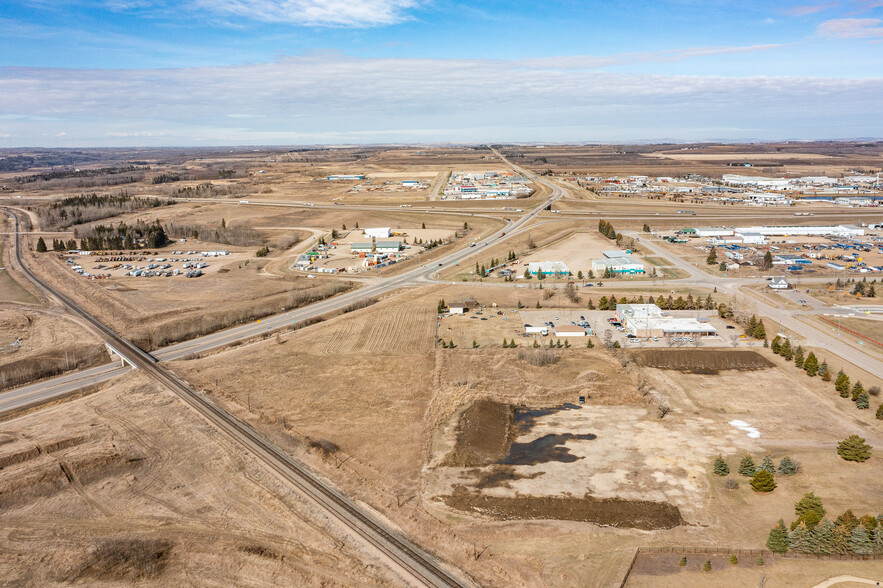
xmin=524 ymin=325 xmax=548 ymax=336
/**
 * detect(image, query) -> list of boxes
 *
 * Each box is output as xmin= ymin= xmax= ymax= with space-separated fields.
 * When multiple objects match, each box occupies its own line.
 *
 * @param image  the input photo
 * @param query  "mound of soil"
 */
xmin=442 ymin=399 xmax=515 ymax=467
xmin=633 ymin=349 xmax=773 ymax=374
xmin=441 ymin=488 xmax=684 ymax=530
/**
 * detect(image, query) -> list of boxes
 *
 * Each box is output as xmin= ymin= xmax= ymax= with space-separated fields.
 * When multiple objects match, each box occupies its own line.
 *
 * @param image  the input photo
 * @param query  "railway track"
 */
xmin=2 ymin=208 xmax=472 ymax=588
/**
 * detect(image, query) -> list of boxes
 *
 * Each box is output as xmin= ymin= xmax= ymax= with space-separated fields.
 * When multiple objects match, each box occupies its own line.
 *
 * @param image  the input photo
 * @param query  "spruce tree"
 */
xmin=778 ymin=456 xmax=797 ymax=476
xmin=856 ymin=393 xmax=869 ymax=410
xmin=766 ymin=520 xmax=789 ymax=553
xmin=835 ymin=372 xmax=851 ymax=398
xmin=771 ymin=335 xmax=782 ymax=354
xmin=36 ymin=237 xmax=47 ymax=252
xmin=760 ymin=455 xmax=775 ymax=474
xmin=702 ymin=560 xmax=711 ymax=572
xmin=738 ymin=455 xmax=756 ymax=476
xmin=794 ymin=345 xmax=805 ymax=369
xmin=851 ymin=381 xmax=864 ymax=401
xmin=837 ymin=434 xmax=872 ymax=462
xmin=706 ymin=247 xmax=717 ymax=265
xmin=795 ymin=493 xmax=826 ymax=528
xmin=876 ymin=403 xmax=883 ymax=420
xmin=713 ymin=456 xmax=729 ymax=476
xmin=782 ymin=338 xmax=793 ymax=360
xmin=750 ymin=469 xmax=776 ymax=492
xmin=803 ymin=352 xmax=819 ymax=376
xmin=753 ymin=320 xmax=766 ymax=340
xmin=789 ymin=525 xmax=810 ymax=552
xmin=850 ymin=526 xmax=873 ymax=555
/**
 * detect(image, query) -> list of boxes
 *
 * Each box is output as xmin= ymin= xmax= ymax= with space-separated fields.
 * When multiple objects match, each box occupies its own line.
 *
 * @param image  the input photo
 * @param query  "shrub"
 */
xmin=255 ymin=246 xmax=270 ymax=257
xmin=679 ymin=556 xmax=687 ymax=567
xmin=516 ymin=348 xmax=559 ymax=367
xmin=724 ymin=478 xmax=739 ymax=490
xmin=868 ymin=385 xmax=880 ymax=397
xmin=729 ymin=555 xmax=738 ymax=565
xmin=778 ymin=456 xmax=797 ymax=476
xmin=766 ymin=520 xmax=789 ymax=553
xmin=756 ymin=556 xmax=764 ymax=566
xmin=838 ymin=435 xmax=872 ymax=462
xmin=751 ymin=469 xmax=777 ymax=492
xmin=702 ymin=560 xmax=711 ymax=572
xmin=738 ymin=455 xmax=757 ymax=476
xmin=713 ymin=456 xmax=730 ymax=476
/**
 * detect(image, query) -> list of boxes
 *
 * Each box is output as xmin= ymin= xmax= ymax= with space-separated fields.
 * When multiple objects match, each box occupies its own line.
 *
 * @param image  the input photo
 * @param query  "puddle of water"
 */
xmin=501 ymin=433 xmax=597 ymax=465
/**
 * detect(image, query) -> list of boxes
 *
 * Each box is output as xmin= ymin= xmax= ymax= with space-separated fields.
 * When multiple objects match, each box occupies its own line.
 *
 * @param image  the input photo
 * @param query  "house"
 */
xmin=448 ymin=303 xmax=467 ymax=315
xmin=769 ymin=277 xmax=790 ymax=290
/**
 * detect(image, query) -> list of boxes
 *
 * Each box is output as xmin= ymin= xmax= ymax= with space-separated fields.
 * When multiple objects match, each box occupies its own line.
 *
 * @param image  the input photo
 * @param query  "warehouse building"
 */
xmin=591 ymin=256 xmax=644 ymax=275
xmin=553 ymin=325 xmax=588 ymax=337
xmin=527 ymin=261 xmax=571 ymax=276
xmin=363 ymin=227 xmax=391 ymax=239
xmin=615 ymin=304 xmax=717 ymax=339
xmin=375 ymin=241 xmax=403 ymax=253
xmin=350 ymin=242 xmax=373 ymax=253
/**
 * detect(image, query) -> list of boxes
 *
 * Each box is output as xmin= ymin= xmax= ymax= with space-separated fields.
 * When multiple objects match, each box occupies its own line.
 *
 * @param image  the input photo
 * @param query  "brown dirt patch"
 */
xmin=441 ymin=487 xmax=684 ymax=530
xmin=633 ymin=349 xmax=773 ymax=374
xmin=442 ymin=399 xmax=515 ymax=467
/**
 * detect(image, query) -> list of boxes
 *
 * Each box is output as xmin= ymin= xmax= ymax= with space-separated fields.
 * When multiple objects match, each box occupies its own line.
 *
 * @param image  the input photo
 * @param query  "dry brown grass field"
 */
xmin=0 ymin=373 xmax=396 ymax=586
xmin=162 ymin=283 xmax=883 ymax=586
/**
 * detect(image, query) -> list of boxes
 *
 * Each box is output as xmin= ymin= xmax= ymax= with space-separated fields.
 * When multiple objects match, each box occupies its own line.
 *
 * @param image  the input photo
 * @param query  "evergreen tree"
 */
xmin=760 ymin=455 xmax=776 ymax=474
xmin=585 ymin=339 xmax=594 ymax=348
xmin=738 ymin=455 xmax=756 ymax=476
xmin=702 ymin=560 xmax=711 ymax=572
xmin=876 ymin=403 xmax=883 ymax=420
xmin=789 ymin=524 xmax=810 ymax=553
xmin=753 ymin=320 xmax=766 ymax=340
xmin=795 ymin=493 xmax=826 ymax=528
xmin=803 ymin=352 xmax=819 ymax=376
xmin=813 ymin=519 xmax=836 ymax=554
xmin=851 ymin=381 xmax=864 ymax=401
xmin=762 ymin=250 xmax=773 ymax=269
xmin=837 ymin=434 xmax=872 ymax=462
xmin=778 ymin=456 xmax=797 ymax=476
xmin=782 ymin=338 xmax=793 ymax=360
xmin=835 ymin=372 xmax=851 ymax=398
xmin=794 ymin=345 xmax=805 ymax=368
xmin=706 ymin=246 xmax=717 ymax=265
xmin=729 ymin=555 xmax=738 ymax=566
xmin=473 ymin=340 xmax=478 ymax=348
xmin=713 ymin=456 xmax=730 ymax=476
xmin=850 ymin=526 xmax=873 ymax=555
xmin=750 ymin=469 xmax=776 ymax=492
xmin=856 ymin=393 xmax=869 ymax=410
xmin=767 ymin=520 xmax=790 ymax=553
xmin=35 ymin=237 xmax=47 ymax=252
xmin=771 ymin=335 xmax=782 ymax=354
xmin=586 ymin=299 xmax=595 ymax=310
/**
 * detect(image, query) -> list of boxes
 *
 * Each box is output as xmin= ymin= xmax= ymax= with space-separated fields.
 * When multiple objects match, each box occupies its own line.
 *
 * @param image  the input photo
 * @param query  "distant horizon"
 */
xmin=2 ymin=1 xmax=882 ymax=147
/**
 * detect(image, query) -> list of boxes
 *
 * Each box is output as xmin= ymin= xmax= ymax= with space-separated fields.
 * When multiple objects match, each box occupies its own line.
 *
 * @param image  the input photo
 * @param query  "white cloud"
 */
xmin=818 ymin=17 xmax=883 ymax=37
xmin=127 ymin=0 xmax=424 ymax=26
xmin=1 ymin=53 xmax=881 ymax=145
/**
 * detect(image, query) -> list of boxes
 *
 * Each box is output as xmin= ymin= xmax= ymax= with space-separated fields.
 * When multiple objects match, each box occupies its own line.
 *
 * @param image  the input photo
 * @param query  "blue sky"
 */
xmin=1 ymin=0 xmax=882 ymax=146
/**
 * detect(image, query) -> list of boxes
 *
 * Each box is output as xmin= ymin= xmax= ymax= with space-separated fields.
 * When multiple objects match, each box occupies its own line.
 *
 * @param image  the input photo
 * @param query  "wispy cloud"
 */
xmin=1 ymin=54 xmax=881 ymax=145
xmin=515 ymin=44 xmax=787 ymax=70
xmin=818 ymin=17 xmax=883 ymax=37
xmin=785 ymin=3 xmax=838 ymax=16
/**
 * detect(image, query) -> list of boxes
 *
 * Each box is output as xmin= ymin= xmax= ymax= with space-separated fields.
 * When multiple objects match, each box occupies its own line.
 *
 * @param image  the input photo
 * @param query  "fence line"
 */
xmin=818 ymin=316 xmax=883 ymax=348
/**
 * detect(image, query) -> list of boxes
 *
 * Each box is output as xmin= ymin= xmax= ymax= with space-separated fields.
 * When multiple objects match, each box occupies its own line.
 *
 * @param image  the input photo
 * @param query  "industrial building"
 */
xmin=375 ymin=241 xmax=403 ymax=254
xmin=363 ymin=227 xmax=391 ymax=239
xmin=553 ymin=325 xmax=587 ymax=337
xmin=615 ymin=304 xmax=717 ymax=339
xmin=350 ymin=243 xmax=373 ymax=253
xmin=591 ymin=256 xmax=644 ymax=275
xmin=527 ymin=261 xmax=571 ymax=276
xmin=327 ymin=174 xmax=365 ymax=181
xmin=682 ymin=224 xmax=865 ymax=239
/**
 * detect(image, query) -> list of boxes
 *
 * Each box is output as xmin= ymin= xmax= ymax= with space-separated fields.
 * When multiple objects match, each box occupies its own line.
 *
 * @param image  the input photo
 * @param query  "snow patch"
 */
xmin=729 ymin=419 xmax=761 ymax=439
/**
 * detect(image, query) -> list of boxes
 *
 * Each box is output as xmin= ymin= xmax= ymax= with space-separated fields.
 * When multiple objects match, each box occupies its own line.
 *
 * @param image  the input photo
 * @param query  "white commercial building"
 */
xmin=374 ymin=241 xmax=403 ymax=253
xmin=528 ymin=261 xmax=571 ymax=276
xmin=363 ymin=227 xmax=391 ymax=239
xmin=733 ymin=225 xmax=865 ymax=237
xmin=591 ymin=256 xmax=644 ymax=275
xmin=615 ymin=304 xmax=717 ymax=339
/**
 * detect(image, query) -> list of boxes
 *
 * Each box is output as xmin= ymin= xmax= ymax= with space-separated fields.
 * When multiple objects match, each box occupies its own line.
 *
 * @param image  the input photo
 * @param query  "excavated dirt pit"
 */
xmin=632 ymin=349 xmax=773 ymax=374
xmin=441 ymin=487 xmax=685 ymax=530
xmin=437 ymin=401 xmax=686 ymax=529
